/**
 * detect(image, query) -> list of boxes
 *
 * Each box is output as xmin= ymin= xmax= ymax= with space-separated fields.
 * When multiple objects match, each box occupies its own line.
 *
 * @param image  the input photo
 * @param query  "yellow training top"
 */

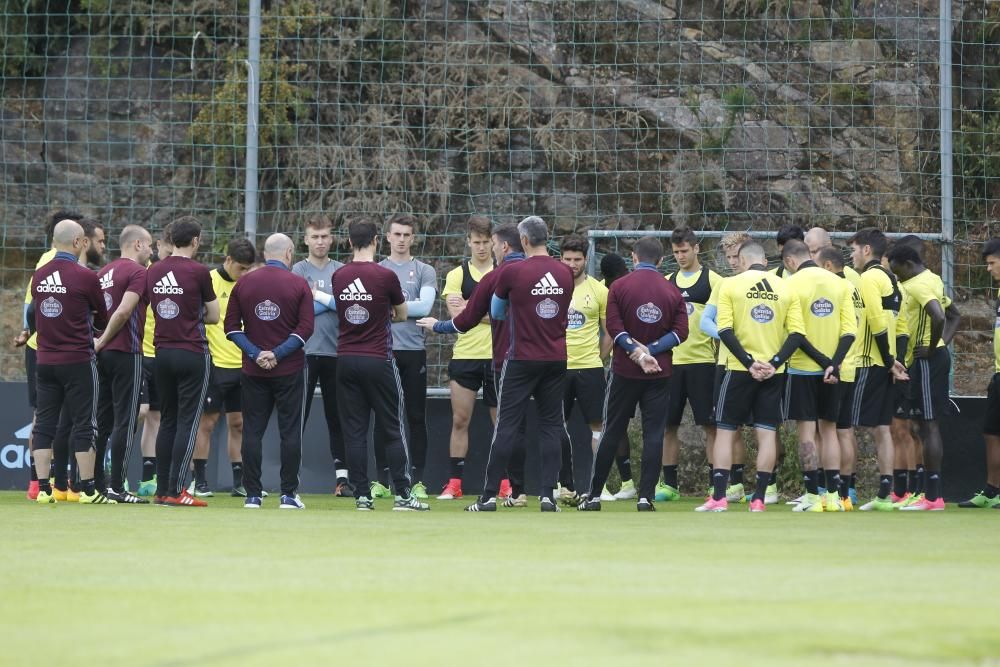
xmin=667 ymin=267 xmax=721 ymax=365
xmin=786 ymin=264 xmax=857 ymax=374
xmin=856 ymin=263 xmax=901 ymax=368
xmin=25 ymin=247 xmax=58 ymax=351
xmin=993 ymin=288 xmax=1000 ymax=374
xmin=566 ymin=275 xmax=608 ymax=370
xmin=839 ymin=269 xmax=864 ymax=383
xmin=206 ymin=268 xmax=242 ymax=369
xmin=898 ymin=269 xmax=952 ymax=361
xmin=716 ymin=268 xmax=805 ymax=372
xmin=442 ymin=262 xmax=493 ymax=361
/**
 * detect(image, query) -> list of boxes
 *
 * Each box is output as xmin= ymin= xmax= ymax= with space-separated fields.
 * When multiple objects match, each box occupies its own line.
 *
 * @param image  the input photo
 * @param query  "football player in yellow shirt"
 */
xmin=699 ymin=231 xmax=757 ymax=501
xmin=886 ymin=243 xmax=961 ymax=510
xmin=660 ymin=228 xmax=721 ymax=501
xmin=698 ymin=241 xmax=806 ymax=512
xmin=189 ymin=238 xmax=257 ymax=497
xmin=556 ymin=236 xmax=611 ymax=504
xmin=958 ymin=239 xmax=1000 ymax=508
xmin=781 ymin=240 xmax=856 ymax=512
xmin=437 ymin=216 xmax=497 ymax=500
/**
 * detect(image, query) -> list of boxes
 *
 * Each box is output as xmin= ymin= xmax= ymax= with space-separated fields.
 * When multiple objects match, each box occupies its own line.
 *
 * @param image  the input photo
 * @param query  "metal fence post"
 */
xmin=244 ymin=0 xmax=262 ymax=242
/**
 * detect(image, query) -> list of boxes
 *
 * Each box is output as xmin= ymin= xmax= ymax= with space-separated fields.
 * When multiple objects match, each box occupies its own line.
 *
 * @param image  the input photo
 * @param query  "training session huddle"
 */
xmin=16 ymin=210 xmax=1000 ymax=514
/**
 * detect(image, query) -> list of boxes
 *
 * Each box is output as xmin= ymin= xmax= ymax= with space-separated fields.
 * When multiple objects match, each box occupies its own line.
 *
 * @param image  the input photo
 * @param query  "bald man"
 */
xmin=30 ymin=220 xmax=111 ymax=503
xmin=225 ymin=234 xmax=314 ymax=509
xmin=93 ymin=225 xmax=153 ymax=502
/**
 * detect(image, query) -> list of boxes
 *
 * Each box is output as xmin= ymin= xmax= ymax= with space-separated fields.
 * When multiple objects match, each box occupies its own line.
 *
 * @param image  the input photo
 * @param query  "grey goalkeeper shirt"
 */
xmin=378 ymin=257 xmax=437 ymax=351
xmin=292 ymin=257 xmax=344 ymax=357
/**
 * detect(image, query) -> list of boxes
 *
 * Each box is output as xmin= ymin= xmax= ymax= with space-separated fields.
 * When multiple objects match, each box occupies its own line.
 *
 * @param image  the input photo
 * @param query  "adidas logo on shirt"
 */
xmin=745 ymin=278 xmax=779 ymax=301
xmin=100 ymin=269 xmax=114 ymax=290
xmin=37 ymin=271 xmax=68 ymax=294
xmin=152 ymin=271 xmax=184 ymax=295
xmin=339 ymin=278 xmax=373 ymax=302
xmin=681 ymin=290 xmax=690 ymax=297
xmin=531 ymin=272 xmax=565 ymax=296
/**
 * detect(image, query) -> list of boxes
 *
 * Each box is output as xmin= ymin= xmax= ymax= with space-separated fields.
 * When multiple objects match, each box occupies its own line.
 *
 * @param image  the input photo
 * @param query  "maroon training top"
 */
xmin=146 ymin=255 xmax=216 ymax=354
xmin=493 ymin=255 xmax=574 ymax=362
xmin=605 ymin=267 xmax=689 ymax=380
xmin=98 ymin=258 xmax=147 ymax=355
xmin=225 ymin=263 xmax=315 ymax=377
xmin=32 ymin=254 xmax=108 ymax=365
xmin=451 ymin=255 xmax=524 ymax=370
xmin=331 ymin=261 xmax=404 ymax=360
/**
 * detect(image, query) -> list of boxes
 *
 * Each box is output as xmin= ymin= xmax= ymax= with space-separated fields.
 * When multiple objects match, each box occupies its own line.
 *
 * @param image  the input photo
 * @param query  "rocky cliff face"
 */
xmin=0 ymin=0 xmax=966 ymax=247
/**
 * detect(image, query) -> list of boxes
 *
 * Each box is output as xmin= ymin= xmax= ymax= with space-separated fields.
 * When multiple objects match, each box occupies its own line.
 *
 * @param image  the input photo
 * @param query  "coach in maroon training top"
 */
xmin=30 ymin=219 xmax=110 ymax=502
xmin=584 ymin=236 xmax=689 ymax=509
xmin=93 ymin=225 xmax=153 ymax=502
xmin=224 ymin=233 xmax=314 ymax=506
xmin=465 ymin=216 xmax=574 ymax=512
xmin=145 ymin=217 xmax=219 ymax=504
xmin=322 ymin=219 xmax=426 ymax=510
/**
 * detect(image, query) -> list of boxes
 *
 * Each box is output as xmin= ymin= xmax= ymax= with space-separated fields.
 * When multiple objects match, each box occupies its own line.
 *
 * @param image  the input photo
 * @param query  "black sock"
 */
xmin=80 ymin=478 xmax=96 ymax=495
xmin=38 ymin=477 xmax=51 ymax=493
xmin=231 ymin=462 xmax=243 ymax=488
xmin=803 ymin=469 xmax=819 ymax=495
xmin=731 ymin=463 xmax=745 ymax=485
xmin=142 ymin=457 xmax=155 ymax=482
xmin=753 ymin=471 xmax=769 ymax=502
xmin=379 ymin=467 xmax=391 ymax=487
xmin=849 ymin=474 xmax=857 ymax=490
xmin=767 ymin=471 xmax=777 ymax=486
xmin=817 ymin=468 xmax=826 ymax=489
xmin=907 ymin=469 xmax=917 ymax=494
xmin=838 ymin=476 xmax=850 ymax=500
xmin=662 ymin=465 xmax=678 ymax=488
xmin=449 ymin=457 xmax=465 ymax=479
xmin=824 ymin=469 xmax=841 ymax=495
xmin=412 ymin=466 xmax=424 ymax=483
xmin=616 ymin=456 xmax=632 ymax=481
xmin=893 ymin=469 xmax=907 ymax=496
xmin=193 ymin=459 xmax=208 ymax=485
xmin=29 ymin=455 xmax=38 ymax=482
xmin=925 ymin=471 xmax=941 ymax=501
xmin=915 ymin=465 xmax=926 ymax=495
xmin=985 ymin=484 xmax=1000 ymax=499
xmin=878 ymin=474 xmax=892 ymax=499
xmin=712 ymin=469 xmax=729 ymax=501
xmin=707 ymin=464 xmax=714 ymax=489
xmin=512 ymin=483 xmax=524 ymax=498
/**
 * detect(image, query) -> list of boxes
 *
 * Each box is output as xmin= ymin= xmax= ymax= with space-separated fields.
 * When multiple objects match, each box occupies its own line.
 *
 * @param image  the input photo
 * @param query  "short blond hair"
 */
xmin=720 ymin=231 xmax=752 ymax=252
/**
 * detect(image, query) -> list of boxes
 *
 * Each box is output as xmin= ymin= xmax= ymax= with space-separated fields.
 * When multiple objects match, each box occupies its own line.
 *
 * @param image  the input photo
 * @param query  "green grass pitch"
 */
xmin=3 ymin=491 xmax=1000 ymax=666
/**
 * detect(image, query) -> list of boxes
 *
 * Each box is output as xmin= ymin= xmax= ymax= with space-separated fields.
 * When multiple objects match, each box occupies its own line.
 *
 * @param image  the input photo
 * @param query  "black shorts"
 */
xmin=141 ymin=356 xmax=160 ymax=411
xmin=851 ymin=365 xmax=894 ymax=427
xmin=563 ymin=367 xmax=606 ymax=424
xmin=985 ymin=373 xmax=1000 ymax=436
xmin=667 ymin=363 xmax=715 ymax=426
xmin=893 ymin=380 xmax=910 ymax=420
xmin=448 ymin=359 xmax=497 ymax=408
xmin=716 ymin=370 xmax=783 ymax=429
xmin=204 ymin=366 xmax=242 ymax=413
xmin=907 ymin=346 xmax=950 ymax=421
xmin=25 ymin=346 xmax=37 ymax=409
xmin=784 ymin=374 xmax=842 ymax=423
xmin=836 ymin=381 xmax=854 ymax=430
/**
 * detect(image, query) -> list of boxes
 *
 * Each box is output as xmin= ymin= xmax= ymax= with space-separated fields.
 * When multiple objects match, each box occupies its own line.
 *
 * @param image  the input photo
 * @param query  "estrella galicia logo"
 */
xmin=810 ymin=298 xmax=833 ymax=317
xmin=536 ymin=298 xmax=560 ymax=319
xmin=255 ymin=300 xmax=280 ymax=321
xmin=685 ymin=302 xmax=695 ymax=316
xmin=345 ymin=304 xmax=369 ymax=325
xmin=567 ymin=307 xmax=585 ymax=329
xmin=157 ymin=298 xmax=180 ymax=320
xmin=40 ymin=296 xmax=63 ymax=318
xmin=751 ymin=304 xmax=774 ymax=323
xmin=104 ymin=292 xmax=114 ymax=311
xmin=636 ymin=302 xmax=662 ymax=324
